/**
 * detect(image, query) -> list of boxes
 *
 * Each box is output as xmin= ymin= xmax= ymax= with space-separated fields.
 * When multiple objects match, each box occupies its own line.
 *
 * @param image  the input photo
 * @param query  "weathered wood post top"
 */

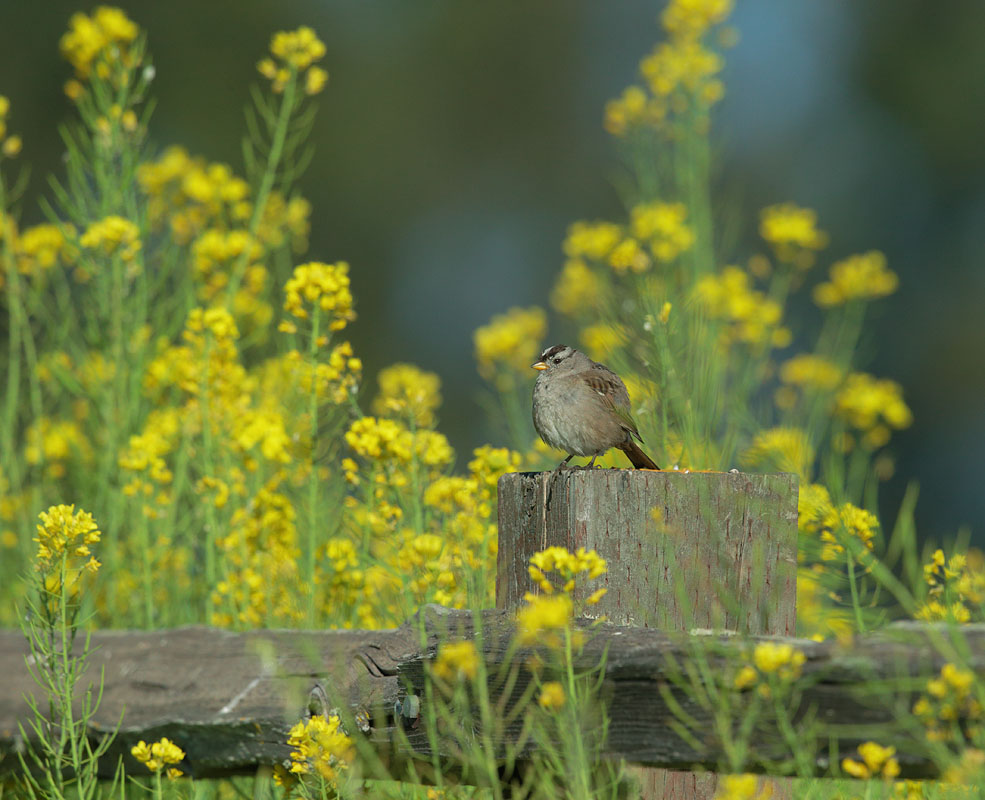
xmin=497 ymin=469 xmax=799 ymax=636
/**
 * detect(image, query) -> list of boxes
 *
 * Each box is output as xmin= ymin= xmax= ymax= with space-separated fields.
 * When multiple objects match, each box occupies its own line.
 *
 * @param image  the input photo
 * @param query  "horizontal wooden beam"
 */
xmin=1 ymin=610 xmax=980 ymax=779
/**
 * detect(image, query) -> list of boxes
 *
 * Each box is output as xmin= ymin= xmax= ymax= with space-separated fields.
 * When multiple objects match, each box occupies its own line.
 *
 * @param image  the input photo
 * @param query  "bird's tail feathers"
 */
xmin=618 ymin=440 xmax=660 ymax=470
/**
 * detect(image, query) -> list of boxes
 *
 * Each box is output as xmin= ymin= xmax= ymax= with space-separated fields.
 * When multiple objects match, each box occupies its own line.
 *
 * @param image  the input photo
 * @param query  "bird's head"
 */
xmin=532 ymin=344 xmax=576 ymax=371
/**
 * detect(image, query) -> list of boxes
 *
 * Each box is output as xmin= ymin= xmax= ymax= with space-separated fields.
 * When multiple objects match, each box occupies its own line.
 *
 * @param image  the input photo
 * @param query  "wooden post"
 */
xmin=497 ymin=469 xmax=798 ymax=798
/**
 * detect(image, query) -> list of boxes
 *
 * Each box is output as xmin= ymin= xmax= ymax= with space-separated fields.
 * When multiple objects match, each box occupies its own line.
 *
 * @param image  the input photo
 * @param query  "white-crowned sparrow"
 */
xmin=532 ymin=344 xmax=659 ymax=470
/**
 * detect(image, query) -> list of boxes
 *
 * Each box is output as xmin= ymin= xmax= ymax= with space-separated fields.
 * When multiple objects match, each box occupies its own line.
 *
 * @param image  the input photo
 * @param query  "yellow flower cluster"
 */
xmin=916 ymin=549 xmax=985 ymax=623
xmin=913 ymin=663 xmax=983 ymax=744
xmin=538 ymin=681 xmax=566 ymax=711
xmin=661 ymin=0 xmax=733 ymax=39
xmin=258 ymin=26 xmax=328 ymax=95
xmin=212 ymin=483 xmax=304 ymax=628
xmin=579 ymin=323 xmax=624 ymax=362
xmin=694 ymin=266 xmax=790 ymax=348
xmin=561 ymin=204 xmax=694 ymax=278
xmin=339 ymin=409 xmax=519 ymax=621
xmin=605 ymin=0 xmax=733 ymax=136
xmin=630 ymin=201 xmax=695 ymax=264
xmin=0 ymin=96 xmax=22 ymax=159
xmin=517 ymin=593 xmax=575 ymax=648
xmin=138 ymin=147 xmax=251 ymax=242
xmin=835 ymin=372 xmax=912 ymax=448
xmin=59 ymin=6 xmax=138 ymax=80
xmin=551 ymin=258 xmax=601 ymax=315
xmin=813 ymin=251 xmax=898 ymax=307
xmin=779 ymin=354 xmax=842 ymax=392
xmin=798 ymin=486 xmax=878 ymax=564
xmin=345 ymin=417 xmax=452 ymax=467
xmin=192 ymin=228 xmax=262 ymax=299
xmin=713 ymin=774 xmax=773 ymax=800
xmin=372 ymin=363 xmax=442 ymax=428
xmin=841 ymin=741 xmax=900 ymax=780
xmin=733 ymin=641 xmax=806 ymax=697
xmin=15 ymin=223 xmax=78 ymax=277
xmin=34 ymin=504 xmax=101 ymax=574
xmin=563 ymin=221 xmax=622 ymax=261
xmin=131 ymin=737 xmax=185 ymax=779
xmin=794 ymin=567 xmax=854 ymax=644
xmin=473 ymin=306 xmax=546 ymax=384
xmin=283 ymin=261 xmax=356 ymax=331
xmin=287 ymin=714 xmax=353 ymax=782
xmin=279 ymin=343 xmax=362 ymax=408
xmin=24 ymin=417 xmax=93 ymax=480
xmin=740 ymin=427 xmax=814 ymax=480
xmin=759 ymin=204 xmax=828 ymax=269
xmin=517 ymin=546 xmax=608 ymax=647
xmin=80 ymin=216 xmax=141 ymax=263
xmin=433 ymin=640 xmax=480 ymax=682
xmin=119 ymin=408 xmax=179 ymax=513
xmin=528 ymin=546 xmax=608 ymax=593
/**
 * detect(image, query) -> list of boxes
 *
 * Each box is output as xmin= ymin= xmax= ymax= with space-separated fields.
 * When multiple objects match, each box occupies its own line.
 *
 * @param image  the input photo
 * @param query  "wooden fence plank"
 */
xmin=2 ymin=611 xmax=981 ymax=779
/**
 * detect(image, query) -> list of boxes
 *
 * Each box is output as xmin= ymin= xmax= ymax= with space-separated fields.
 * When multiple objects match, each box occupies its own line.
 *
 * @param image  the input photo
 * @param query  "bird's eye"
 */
xmin=552 ymin=357 xmax=562 ymax=364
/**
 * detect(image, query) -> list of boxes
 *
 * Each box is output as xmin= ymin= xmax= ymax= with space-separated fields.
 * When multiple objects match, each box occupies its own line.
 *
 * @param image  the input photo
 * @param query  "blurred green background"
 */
xmin=2 ymin=0 xmax=983 ymax=543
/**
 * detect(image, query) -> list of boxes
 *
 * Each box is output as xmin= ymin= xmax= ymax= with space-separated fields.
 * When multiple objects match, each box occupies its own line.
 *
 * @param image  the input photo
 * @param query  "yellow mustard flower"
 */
xmin=372 ymin=363 xmax=442 ymax=428
xmin=818 ymin=503 xmax=879 ymax=563
xmin=631 ymin=201 xmax=695 ymax=263
xmin=80 ymin=215 xmax=141 ymax=262
xmin=283 ymin=261 xmax=356 ymax=330
xmin=694 ymin=266 xmax=788 ymax=348
xmin=608 ymin=237 xmax=651 ymax=274
xmin=34 ymin=504 xmax=101 ymax=574
xmin=551 ymin=258 xmax=602 ymax=315
xmin=579 ymin=323 xmax=625 ymax=362
xmin=814 ymin=251 xmax=898 ymax=307
xmin=517 ymin=593 xmax=574 ymax=647
xmin=713 ymin=773 xmax=771 ymax=800
xmin=60 ymin=6 xmax=139 ymax=79
xmin=842 ymin=741 xmax=900 ymax=780
xmin=603 ymin=85 xmax=653 ymax=136
xmin=835 ymin=372 xmax=912 ymax=445
xmin=759 ymin=204 xmax=828 ymax=269
xmin=16 ymin=223 xmax=78 ymax=276
xmin=538 ymin=681 xmax=566 ymax=710
xmin=740 ymin=427 xmax=814 ymax=480
xmin=131 ymin=736 xmax=185 ymax=777
xmin=916 ymin=548 xmax=985 ymax=623
xmin=795 ymin=568 xmax=854 ymax=644
xmin=563 ymin=220 xmax=623 ymax=260
xmin=779 ymin=354 xmax=842 ymax=392
xmin=752 ymin=641 xmax=806 ymax=679
xmin=433 ymin=640 xmax=480 ymax=682
xmin=942 ymin=748 xmax=985 ymax=784
xmin=305 ymin=66 xmax=329 ymax=95
xmin=345 ymin=417 xmax=413 ymax=462
xmin=287 ymin=714 xmax=353 ymax=782
xmin=661 ymin=0 xmax=733 ymax=40
xmin=270 ymin=26 xmax=326 ymax=70
xmin=2 ymin=135 xmax=21 ymax=159
xmin=262 ymin=27 xmax=327 ymax=94
xmin=473 ymin=306 xmax=546 ymax=383
xmin=640 ymin=39 xmax=723 ymax=101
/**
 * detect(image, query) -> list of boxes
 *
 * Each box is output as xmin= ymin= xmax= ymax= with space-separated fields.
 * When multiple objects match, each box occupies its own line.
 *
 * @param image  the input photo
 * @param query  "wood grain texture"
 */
xmin=1 ymin=613 xmax=981 ymax=779
xmin=497 ymin=470 xmax=798 ymax=634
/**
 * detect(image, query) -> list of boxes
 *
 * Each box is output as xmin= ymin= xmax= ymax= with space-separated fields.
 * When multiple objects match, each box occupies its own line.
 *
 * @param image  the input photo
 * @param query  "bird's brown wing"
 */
xmin=584 ymin=367 xmax=644 ymax=442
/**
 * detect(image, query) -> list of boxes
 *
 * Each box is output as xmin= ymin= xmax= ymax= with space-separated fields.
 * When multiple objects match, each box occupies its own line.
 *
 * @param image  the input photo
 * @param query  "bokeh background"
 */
xmin=2 ymin=0 xmax=983 ymax=543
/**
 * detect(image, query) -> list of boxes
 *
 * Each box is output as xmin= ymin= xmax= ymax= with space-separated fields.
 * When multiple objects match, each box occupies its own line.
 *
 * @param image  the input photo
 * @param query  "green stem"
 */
xmin=306 ymin=308 xmax=321 ymax=619
xmin=227 ymin=71 xmax=298 ymax=301
xmin=847 ymin=551 xmax=866 ymax=633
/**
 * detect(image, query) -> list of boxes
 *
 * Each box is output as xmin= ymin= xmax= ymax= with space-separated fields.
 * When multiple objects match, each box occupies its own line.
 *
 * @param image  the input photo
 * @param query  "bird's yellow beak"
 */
xmin=532 ymin=361 xmax=549 ymax=371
